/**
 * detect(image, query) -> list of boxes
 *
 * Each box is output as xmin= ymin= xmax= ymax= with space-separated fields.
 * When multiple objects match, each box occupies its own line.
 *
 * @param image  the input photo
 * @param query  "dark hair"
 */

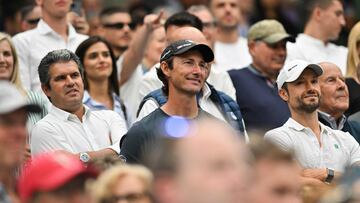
xmin=99 ymin=6 xmax=129 ymax=23
xmin=20 ymin=4 xmax=36 ymax=21
xmin=304 ymin=0 xmax=341 ymax=23
xmin=75 ymin=36 xmax=120 ymax=96
xmin=164 ymin=11 xmax=203 ymax=32
xmin=156 ymin=58 xmax=174 ymax=96
xmin=38 ymin=49 xmax=84 ymax=89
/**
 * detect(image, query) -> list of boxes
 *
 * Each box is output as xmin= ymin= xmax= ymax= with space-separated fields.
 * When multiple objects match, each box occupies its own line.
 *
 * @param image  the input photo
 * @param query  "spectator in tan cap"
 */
xmin=0 ymin=81 xmax=41 ymax=203
xmin=17 ymin=152 xmax=97 ymax=203
xmin=228 ymin=19 xmax=294 ymax=133
xmin=265 ymin=59 xmax=360 ymax=186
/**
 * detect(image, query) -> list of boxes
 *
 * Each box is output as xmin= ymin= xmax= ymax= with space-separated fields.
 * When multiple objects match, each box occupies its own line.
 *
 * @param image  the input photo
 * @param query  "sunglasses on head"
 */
xmin=103 ymin=22 xmax=137 ymax=30
xmin=26 ymin=18 xmax=40 ymax=25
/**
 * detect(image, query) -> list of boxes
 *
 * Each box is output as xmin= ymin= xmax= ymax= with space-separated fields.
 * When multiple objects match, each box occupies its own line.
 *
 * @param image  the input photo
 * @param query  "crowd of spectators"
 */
xmin=2 ymin=0 xmax=360 ymax=203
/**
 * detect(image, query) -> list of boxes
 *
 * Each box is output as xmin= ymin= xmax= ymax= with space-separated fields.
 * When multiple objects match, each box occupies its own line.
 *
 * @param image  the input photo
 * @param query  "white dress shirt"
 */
xmin=13 ymin=19 xmax=88 ymax=91
xmin=30 ymin=105 xmax=128 ymax=156
xmin=265 ymin=118 xmax=360 ymax=172
xmin=214 ymin=37 xmax=252 ymax=71
xmin=286 ymin=34 xmax=348 ymax=74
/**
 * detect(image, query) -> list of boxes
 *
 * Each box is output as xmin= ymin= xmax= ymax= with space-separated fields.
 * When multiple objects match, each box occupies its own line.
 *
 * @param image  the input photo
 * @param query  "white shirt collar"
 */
xmin=285 ymin=117 xmax=330 ymax=135
xmin=37 ymin=19 xmax=79 ymax=40
xmin=297 ymin=33 xmax=327 ymax=47
xmin=50 ymin=104 xmax=91 ymax=121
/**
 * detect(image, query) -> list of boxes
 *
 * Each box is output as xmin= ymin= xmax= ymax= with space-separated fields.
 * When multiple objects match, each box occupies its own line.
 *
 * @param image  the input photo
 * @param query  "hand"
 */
xmin=301 ymin=168 xmax=327 ymax=181
xmin=143 ymin=11 xmax=164 ymax=31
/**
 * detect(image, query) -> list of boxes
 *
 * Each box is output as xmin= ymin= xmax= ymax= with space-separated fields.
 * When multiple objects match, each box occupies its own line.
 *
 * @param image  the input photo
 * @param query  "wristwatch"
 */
xmin=79 ymin=152 xmax=90 ymax=163
xmin=324 ymin=168 xmax=334 ymax=184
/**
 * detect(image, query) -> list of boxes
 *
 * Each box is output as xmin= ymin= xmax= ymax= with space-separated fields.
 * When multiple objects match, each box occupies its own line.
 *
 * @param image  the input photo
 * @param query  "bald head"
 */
xmin=166 ymin=26 xmax=208 ymax=46
xmin=318 ymin=62 xmax=349 ymax=119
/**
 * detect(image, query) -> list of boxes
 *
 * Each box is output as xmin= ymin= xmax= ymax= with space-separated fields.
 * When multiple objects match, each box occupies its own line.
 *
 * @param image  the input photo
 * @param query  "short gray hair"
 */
xmin=38 ymin=49 xmax=84 ymax=89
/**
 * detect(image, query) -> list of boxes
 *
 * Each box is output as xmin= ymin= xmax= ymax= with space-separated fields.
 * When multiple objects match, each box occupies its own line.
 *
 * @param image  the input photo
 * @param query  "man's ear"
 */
xmin=41 ymin=84 xmax=51 ymax=98
xmin=161 ymin=61 xmax=171 ymax=77
xmin=248 ymin=41 xmax=257 ymax=57
xmin=278 ymin=88 xmax=289 ymax=102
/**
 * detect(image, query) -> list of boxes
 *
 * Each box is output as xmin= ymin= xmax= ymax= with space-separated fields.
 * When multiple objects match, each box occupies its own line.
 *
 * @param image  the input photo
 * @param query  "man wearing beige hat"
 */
xmin=228 ymin=19 xmax=294 ymax=132
xmin=265 ymin=59 xmax=360 ymax=185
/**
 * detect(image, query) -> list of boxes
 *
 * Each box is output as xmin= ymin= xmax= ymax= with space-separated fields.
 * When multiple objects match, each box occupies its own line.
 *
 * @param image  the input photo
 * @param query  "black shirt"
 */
xmin=120 ymin=108 xmax=212 ymax=163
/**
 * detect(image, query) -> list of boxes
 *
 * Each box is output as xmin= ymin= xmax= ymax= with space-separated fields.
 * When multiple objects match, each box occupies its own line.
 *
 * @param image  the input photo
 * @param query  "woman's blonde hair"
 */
xmin=346 ymin=21 xmax=360 ymax=79
xmin=0 ymin=32 xmax=25 ymax=93
xmin=91 ymin=164 xmax=153 ymax=203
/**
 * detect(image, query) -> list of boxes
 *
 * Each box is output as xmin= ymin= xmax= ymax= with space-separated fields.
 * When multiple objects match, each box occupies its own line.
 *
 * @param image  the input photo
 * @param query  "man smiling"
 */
xmin=120 ymin=40 xmax=215 ymax=163
xmin=265 ymin=59 xmax=360 ymax=186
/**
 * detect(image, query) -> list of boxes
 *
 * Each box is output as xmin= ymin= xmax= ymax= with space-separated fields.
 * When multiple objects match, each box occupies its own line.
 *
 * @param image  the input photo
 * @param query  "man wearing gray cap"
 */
xmin=228 ymin=19 xmax=294 ymax=132
xmin=265 ymin=59 xmax=360 ymax=186
xmin=0 ymin=81 xmax=41 ymax=203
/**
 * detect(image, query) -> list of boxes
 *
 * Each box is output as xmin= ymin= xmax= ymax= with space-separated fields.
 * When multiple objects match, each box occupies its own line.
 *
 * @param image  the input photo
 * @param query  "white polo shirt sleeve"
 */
xmin=264 ymin=128 xmax=294 ymax=152
xmin=343 ymin=132 xmax=360 ymax=166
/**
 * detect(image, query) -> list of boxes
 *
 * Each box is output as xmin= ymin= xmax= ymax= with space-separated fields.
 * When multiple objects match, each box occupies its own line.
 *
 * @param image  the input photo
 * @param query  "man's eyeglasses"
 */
xmin=107 ymin=192 xmax=150 ymax=203
xmin=26 ymin=18 xmax=40 ymax=25
xmin=102 ymin=22 xmax=137 ymax=30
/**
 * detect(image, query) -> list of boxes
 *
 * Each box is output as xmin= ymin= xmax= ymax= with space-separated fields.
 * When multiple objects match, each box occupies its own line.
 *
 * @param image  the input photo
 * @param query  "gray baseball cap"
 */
xmin=0 ymin=81 xmax=41 ymax=114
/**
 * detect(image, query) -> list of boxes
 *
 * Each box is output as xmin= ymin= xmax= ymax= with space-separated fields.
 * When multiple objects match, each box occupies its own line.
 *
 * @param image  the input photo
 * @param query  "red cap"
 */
xmin=18 ymin=152 xmax=97 ymax=202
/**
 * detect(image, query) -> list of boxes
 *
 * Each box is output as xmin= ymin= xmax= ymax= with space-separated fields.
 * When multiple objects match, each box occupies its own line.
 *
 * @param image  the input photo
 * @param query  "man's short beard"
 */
xmin=296 ymin=97 xmax=320 ymax=113
xmin=218 ymin=23 xmax=238 ymax=32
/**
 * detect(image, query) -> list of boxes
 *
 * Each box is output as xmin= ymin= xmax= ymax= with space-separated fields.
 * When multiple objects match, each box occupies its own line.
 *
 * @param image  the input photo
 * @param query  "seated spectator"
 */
xmin=0 ymin=32 xmax=49 ymax=159
xmin=147 ymin=118 xmax=250 ymax=203
xmin=317 ymin=62 xmax=360 ymax=143
xmin=228 ymin=19 xmax=293 ymax=132
xmin=18 ymin=152 xmax=97 ymax=203
xmin=0 ymin=81 xmax=40 ymax=203
xmin=91 ymin=164 xmax=153 ymax=203
xmin=31 ymin=49 xmax=128 ymax=163
xmin=120 ymin=40 xmax=218 ymax=163
xmin=265 ymin=59 xmax=360 ymax=186
xmin=75 ymin=36 xmax=130 ymax=126
xmin=286 ymin=0 xmax=347 ymax=74
xmin=137 ymin=27 xmax=246 ymax=135
xmin=345 ymin=21 xmax=360 ymax=119
xmin=210 ymin=0 xmax=252 ymax=70
xmin=13 ymin=0 xmax=87 ymax=91
xmin=248 ymin=138 xmax=302 ymax=203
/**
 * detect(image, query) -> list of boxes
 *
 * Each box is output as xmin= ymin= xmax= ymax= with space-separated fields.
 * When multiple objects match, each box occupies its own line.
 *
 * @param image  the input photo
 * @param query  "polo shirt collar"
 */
xmin=285 ymin=117 xmax=330 ymax=135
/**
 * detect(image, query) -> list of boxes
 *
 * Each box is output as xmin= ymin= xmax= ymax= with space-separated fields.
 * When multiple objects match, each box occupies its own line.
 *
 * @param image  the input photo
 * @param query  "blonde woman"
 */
xmin=0 ymin=32 xmax=48 ymax=159
xmin=345 ymin=22 xmax=360 ymax=118
xmin=91 ymin=164 xmax=153 ymax=203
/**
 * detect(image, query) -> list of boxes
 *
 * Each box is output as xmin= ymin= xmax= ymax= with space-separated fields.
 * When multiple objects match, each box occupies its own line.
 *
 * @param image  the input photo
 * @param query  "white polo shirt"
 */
xmin=31 ymin=105 xmax=128 ymax=156
xmin=13 ymin=19 xmax=88 ymax=92
xmin=286 ymin=34 xmax=348 ymax=74
xmin=265 ymin=118 xmax=360 ymax=172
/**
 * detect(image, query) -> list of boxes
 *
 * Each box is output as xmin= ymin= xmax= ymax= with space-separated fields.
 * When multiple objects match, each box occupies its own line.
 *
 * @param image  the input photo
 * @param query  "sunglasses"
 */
xmin=102 ymin=22 xmax=136 ymax=30
xmin=26 ymin=18 xmax=40 ymax=25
